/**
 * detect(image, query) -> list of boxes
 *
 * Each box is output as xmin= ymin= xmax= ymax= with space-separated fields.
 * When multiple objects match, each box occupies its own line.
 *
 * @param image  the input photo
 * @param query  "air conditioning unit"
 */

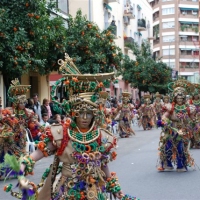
xmin=192 ymin=11 xmax=197 ymax=15
xmin=182 ymin=11 xmax=186 ymax=15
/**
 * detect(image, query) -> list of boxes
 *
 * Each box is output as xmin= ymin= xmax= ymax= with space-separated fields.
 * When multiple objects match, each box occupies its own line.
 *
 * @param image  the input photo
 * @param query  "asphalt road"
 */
xmin=1 ymin=126 xmax=200 ymax=200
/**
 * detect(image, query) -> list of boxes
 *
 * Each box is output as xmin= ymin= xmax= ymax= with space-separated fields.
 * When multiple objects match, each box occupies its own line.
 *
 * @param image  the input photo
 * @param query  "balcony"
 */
xmin=153 ymin=39 xmax=160 ymax=48
xmin=179 ymin=25 xmax=198 ymax=33
xmin=108 ymin=0 xmax=119 ymax=2
xmin=179 ymin=0 xmax=198 ymax=4
xmin=179 ymin=65 xmax=199 ymax=72
xmin=179 ymin=10 xmax=198 ymax=18
xmin=138 ymin=19 xmax=146 ymax=31
xmin=179 ymin=37 xmax=199 ymax=45
xmin=124 ymin=6 xmax=135 ymax=19
xmin=124 ymin=37 xmax=134 ymax=50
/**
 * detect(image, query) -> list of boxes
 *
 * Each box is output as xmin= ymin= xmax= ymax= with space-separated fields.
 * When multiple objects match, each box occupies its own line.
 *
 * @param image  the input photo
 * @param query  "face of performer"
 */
xmin=164 ymin=98 xmax=169 ymax=103
xmin=155 ymin=97 xmax=160 ymax=103
xmin=18 ymin=102 xmax=25 ymax=110
xmin=145 ymin=99 xmax=150 ymax=105
xmin=176 ymin=95 xmax=184 ymax=105
xmin=194 ymin=95 xmax=199 ymax=100
xmin=123 ymin=98 xmax=129 ymax=104
xmin=76 ymin=110 xmax=94 ymax=129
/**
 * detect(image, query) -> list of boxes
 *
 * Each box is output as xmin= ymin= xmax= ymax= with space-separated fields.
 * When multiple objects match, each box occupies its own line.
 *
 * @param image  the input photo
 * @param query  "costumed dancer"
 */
xmin=157 ymin=79 xmax=196 ymax=172
xmin=116 ymin=92 xmax=135 ymax=138
xmin=189 ymin=84 xmax=200 ymax=148
xmin=153 ymin=92 xmax=162 ymax=120
xmin=0 ymin=79 xmax=34 ymax=179
xmin=4 ymin=54 xmax=138 ymax=200
xmin=138 ymin=94 xmax=156 ymax=130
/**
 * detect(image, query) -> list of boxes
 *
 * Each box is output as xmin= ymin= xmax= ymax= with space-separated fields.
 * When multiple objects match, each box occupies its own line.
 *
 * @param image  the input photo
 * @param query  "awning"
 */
xmin=180 ymin=7 xmax=198 ymax=11
xmin=180 ymin=21 xmax=199 ymax=24
xmin=103 ymin=3 xmax=112 ymax=11
xmin=180 ymin=48 xmax=198 ymax=50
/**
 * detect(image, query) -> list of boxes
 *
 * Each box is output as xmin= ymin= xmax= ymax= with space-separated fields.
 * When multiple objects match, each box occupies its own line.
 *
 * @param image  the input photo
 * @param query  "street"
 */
xmin=1 ymin=126 xmax=200 ymax=200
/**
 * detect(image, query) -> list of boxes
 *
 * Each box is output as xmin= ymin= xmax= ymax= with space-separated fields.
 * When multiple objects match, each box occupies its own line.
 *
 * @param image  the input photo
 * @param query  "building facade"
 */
xmin=149 ymin=0 xmax=200 ymax=82
xmin=68 ymin=0 xmax=153 ymax=100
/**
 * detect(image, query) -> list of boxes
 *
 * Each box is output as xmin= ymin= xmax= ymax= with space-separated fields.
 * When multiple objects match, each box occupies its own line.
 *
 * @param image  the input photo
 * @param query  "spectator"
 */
xmin=40 ymin=113 xmax=50 ymax=127
xmin=135 ymin=98 xmax=141 ymax=109
xmin=49 ymin=114 xmax=61 ymax=124
xmin=25 ymin=98 xmax=35 ymax=113
xmin=32 ymin=93 xmax=42 ymax=122
xmin=28 ymin=115 xmax=42 ymax=141
xmin=50 ymin=96 xmax=63 ymax=116
xmin=41 ymin=98 xmax=52 ymax=119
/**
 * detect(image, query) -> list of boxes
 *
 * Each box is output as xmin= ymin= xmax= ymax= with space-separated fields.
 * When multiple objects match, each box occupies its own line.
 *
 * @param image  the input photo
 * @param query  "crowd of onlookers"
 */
xmin=25 ymin=94 xmax=66 ymax=141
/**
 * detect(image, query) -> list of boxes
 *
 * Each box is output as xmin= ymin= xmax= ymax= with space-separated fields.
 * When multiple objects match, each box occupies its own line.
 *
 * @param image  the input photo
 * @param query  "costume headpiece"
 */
xmin=168 ymin=79 xmax=194 ymax=97
xmin=51 ymin=53 xmax=115 ymax=114
xmin=7 ymin=79 xmax=31 ymax=105
xmin=155 ymin=92 xmax=161 ymax=98
xmin=122 ymin=92 xmax=131 ymax=98
xmin=163 ymin=94 xmax=170 ymax=99
xmin=143 ymin=94 xmax=151 ymax=103
xmin=143 ymin=94 xmax=151 ymax=99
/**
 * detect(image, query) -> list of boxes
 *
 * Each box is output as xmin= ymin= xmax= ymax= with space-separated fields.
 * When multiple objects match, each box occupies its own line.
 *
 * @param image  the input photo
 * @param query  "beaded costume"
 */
xmin=4 ymin=54 xmax=138 ymax=200
xmin=0 ymin=79 xmax=34 ymax=179
xmin=117 ymin=92 xmax=135 ymax=138
xmin=157 ymin=79 xmax=196 ymax=172
xmin=189 ymin=84 xmax=200 ymax=148
xmin=138 ymin=95 xmax=156 ymax=130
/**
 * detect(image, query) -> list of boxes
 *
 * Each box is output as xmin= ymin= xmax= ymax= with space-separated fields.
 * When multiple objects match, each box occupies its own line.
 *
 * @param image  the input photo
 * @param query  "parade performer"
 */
xmin=0 ymin=80 xmax=33 ymax=178
xmin=116 ymin=92 xmax=135 ymax=138
xmin=157 ymin=79 xmax=196 ymax=172
xmin=138 ymin=94 xmax=156 ymax=130
xmin=4 ymin=54 xmax=138 ymax=200
xmin=153 ymin=92 xmax=162 ymax=120
xmin=189 ymin=84 xmax=200 ymax=148
xmin=161 ymin=95 xmax=171 ymax=115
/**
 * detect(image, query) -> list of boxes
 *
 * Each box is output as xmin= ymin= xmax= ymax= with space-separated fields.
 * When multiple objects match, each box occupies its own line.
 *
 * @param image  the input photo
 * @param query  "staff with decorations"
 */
xmin=4 ymin=54 xmax=138 ymax=200
xmin=157 ymin=79 xmax=196 ymax=172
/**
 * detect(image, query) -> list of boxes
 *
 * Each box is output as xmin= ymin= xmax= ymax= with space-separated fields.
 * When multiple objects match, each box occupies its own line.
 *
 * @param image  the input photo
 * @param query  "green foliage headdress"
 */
xmin=51 ymin=53 xmax=115 ymax=114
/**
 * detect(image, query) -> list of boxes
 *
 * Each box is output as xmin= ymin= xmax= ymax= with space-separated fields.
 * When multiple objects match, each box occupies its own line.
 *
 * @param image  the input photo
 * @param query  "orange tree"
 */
xmin=0 ymin=0 xmax=66 ymax=90
xmin=65 ymin=10 xmax=123 ymax=74
xmin=119 ymin=41 xmax=172 ymax=95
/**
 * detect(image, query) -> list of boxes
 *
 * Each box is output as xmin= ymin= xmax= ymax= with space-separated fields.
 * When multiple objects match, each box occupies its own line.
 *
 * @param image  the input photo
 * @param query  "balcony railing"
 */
xmin=138 ymin=19 xmax=146 ymax=31
xmin=124 ymin=37 xmax=134 ymax=47
xmin=179 ymin=11 xmax=198 ymax=18
xmin=124 ymin=6 xmax=135 ymax=19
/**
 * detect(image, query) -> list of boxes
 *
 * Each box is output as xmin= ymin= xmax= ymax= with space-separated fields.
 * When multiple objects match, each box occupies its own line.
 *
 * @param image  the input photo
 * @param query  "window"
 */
xmin=164 ymin=61 xmax=175 ymax=68
xmin=162 ymin=7 xmax=174 ymax=15
xmin=163 ymin=21 xmax=175 ymax=29
xmin=163 ymin=49 xmax=175 ymax=55
xmin=57 ymin=0 xmax=68 ymax=14
xmin=163 ymin=35 xmax=175 ymax=42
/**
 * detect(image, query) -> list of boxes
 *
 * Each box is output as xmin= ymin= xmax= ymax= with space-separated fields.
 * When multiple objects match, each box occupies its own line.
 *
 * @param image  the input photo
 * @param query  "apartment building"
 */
xmin=149 ymin=0 xmax=200 ymax=82
xmin=68 ymin=0 xmax=153 ymax=100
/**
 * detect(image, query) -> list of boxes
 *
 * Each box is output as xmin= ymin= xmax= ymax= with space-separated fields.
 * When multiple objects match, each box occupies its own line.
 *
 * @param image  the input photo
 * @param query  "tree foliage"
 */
xmin=0 ymin=0 xmax=66 ymax=81
xmin=120 ymin=41 xmax=172 ymax=94
xmin=65 ymin=10 xmax=123 ymax=74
